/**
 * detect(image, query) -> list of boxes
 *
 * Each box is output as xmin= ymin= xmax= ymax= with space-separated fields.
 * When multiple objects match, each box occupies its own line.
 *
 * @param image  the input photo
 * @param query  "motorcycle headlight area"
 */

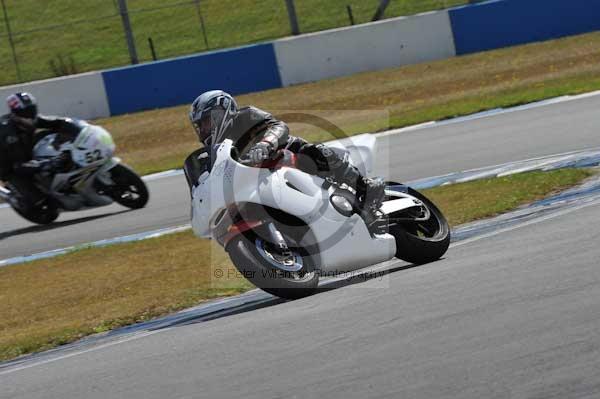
xmin=330 ymin=194 xmax=354 ymax=217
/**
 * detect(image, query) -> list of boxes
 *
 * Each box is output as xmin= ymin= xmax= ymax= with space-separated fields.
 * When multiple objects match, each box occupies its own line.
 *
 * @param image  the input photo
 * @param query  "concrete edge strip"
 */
xmin=0 ymin=225 xmax=191 ymax=268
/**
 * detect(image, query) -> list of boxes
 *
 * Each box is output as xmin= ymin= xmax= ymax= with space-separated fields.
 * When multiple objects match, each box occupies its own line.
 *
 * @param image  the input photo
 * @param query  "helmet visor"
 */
xmin=194 ymin=106 xmax=226 ymax=145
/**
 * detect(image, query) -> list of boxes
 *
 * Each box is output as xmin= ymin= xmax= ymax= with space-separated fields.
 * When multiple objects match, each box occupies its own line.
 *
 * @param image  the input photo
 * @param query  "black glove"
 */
xmin=13 ymin=160 xmax=47 ymax=176
xmin=246 ymin=141 xmax=274 ymax=164
xmin=50 ymin=151 xmax=71 ymax=173
xmin=14 ymin=152 xmax=70 ymax=176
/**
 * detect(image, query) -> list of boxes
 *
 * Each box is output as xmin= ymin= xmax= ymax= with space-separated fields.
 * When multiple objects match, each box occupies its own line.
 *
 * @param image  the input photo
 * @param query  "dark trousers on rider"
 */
xmin=6 ymin=175 xmax=46 ymax=210
xmin=294 ymin=143 xmax=385 ymax=210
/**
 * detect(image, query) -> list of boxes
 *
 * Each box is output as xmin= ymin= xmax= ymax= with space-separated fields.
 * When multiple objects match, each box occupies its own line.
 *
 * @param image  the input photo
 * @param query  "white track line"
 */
xmin=375 ymin=90 xmax=600 ymax=138
xmin=0 ymin=225 xmax=191 ymax=267
xmin=451 ymin=197 xmax=600 ymax=249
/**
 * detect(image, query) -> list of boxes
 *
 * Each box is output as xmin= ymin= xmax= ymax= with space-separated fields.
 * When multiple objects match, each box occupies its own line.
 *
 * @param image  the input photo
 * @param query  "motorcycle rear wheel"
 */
xmin=387 ymin=185 xmax=450 ymax=265
xmin=12 ymin=200 xmax=59 ymax=225
xmin=227 ymin=224 xmax=319 ymax=299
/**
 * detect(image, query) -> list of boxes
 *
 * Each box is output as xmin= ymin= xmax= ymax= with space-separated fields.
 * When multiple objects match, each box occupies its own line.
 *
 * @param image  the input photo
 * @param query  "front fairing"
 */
xmin=190 ymin=140 xmax=328 ymax=238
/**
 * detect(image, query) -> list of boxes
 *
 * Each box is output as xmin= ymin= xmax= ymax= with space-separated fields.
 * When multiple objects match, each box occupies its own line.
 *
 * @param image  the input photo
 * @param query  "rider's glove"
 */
xmin=14 ymin=153 xmax=71 ymax=176
xmin=13 ymin=160 xmax=46 ymax=176
xmin=247 ymin=141 xmax=274 ymax=164
xmin=49 ymin=151 xmax=71 ymax=173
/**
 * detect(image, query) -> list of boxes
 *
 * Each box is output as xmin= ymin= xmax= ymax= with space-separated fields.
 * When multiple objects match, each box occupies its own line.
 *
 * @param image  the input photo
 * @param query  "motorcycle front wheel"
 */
xmin=387 ymin=185 xmax=450 ymax=265
xmin=107 ymin=164 xmax=149 ymax=209
xmin=226 ymin=223 xmax=319 ymax=299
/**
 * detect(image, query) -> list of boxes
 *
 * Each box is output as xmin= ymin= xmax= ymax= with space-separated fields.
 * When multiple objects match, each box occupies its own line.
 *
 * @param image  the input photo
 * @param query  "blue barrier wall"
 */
xmin=450 ymin=0 xmax=600 ymax=55
xmin=102 ymin=43 xmax=282 ymax=115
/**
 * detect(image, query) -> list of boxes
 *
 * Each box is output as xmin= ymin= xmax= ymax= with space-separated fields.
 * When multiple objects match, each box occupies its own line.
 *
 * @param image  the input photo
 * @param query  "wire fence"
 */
xmin=0 ymin=0 xmax=467 ymax=86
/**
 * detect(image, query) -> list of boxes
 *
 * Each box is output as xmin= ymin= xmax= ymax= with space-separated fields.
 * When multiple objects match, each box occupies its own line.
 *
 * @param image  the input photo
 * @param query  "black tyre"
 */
xmin=226 ymin=223 xmax=319 ymax=299
xmin=12 ymin=200 xmax=59 ymax=225
xmin=107 ymin=164 xmax=149 ymax=209
xmin=387 ymin=185 xmax=450 ymax=265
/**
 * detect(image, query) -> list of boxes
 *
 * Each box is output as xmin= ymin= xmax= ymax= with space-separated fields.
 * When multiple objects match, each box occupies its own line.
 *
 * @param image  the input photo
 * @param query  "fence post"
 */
xmin=284 ymin=0 xmax=300 ymax=35
xmin=346 ymin=5 xmax=355 ymax=25
xmin=0 ymin=0 xmax=21 ymax=81
xmin=148 ymin=37 xmax=157 ymax=61
xmin=193 ymin=0 xmax=210 ymax=49
xmin=372 ymin=0 xmax=391 ymax=21
xmin=117 ymin=0 xmax=139 ymax=65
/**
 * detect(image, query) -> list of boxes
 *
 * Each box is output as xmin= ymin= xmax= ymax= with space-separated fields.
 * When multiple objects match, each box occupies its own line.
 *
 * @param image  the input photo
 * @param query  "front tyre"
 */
xmin=107 ymin=164 xmax=149 ymax=209
xmin=227 ymin=224 xmax=319 ymax=300
xmin=388 ymin=186 xmax=450 ymax=265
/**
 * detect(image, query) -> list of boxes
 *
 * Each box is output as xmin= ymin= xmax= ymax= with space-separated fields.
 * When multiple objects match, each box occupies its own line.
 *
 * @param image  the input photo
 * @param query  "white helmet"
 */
xmin=189 ymin=90 xmax=238 ymax=146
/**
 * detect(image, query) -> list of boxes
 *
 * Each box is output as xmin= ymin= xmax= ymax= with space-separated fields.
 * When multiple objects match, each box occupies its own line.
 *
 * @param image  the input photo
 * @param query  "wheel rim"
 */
xmin=386 ymin=192 xmax=448 ymax=242
xmin=255 ymin=238 xmax=314 ymax=281
xmin=401 ymin=216 xmax=443 ymax=240
xmin=116 ymin=184 xmax=142 ymax=203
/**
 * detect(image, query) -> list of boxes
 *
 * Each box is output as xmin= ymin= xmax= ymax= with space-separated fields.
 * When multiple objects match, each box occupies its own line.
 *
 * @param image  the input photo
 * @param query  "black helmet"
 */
xmin=189 ymin=90 xmax=238 ymax=146
xmin=7 ymin=92 xmax=38 ymax=121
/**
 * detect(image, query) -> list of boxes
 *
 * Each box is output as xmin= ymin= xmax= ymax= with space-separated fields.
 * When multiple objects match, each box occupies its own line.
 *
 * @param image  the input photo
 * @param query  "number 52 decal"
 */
xmin=85 ymin=149 xmax=103 ymax=163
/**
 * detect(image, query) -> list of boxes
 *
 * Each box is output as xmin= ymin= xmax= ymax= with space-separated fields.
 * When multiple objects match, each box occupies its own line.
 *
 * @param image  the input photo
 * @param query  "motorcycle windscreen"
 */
xmin=183 ymin=147 xmax=212 ymax=194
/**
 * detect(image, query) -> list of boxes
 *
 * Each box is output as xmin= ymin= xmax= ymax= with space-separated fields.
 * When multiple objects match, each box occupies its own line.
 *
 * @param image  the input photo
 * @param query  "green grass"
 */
xmin=424 ymin=169 xmax=595 ymax=226
xmin=0 ymin=0 xmax=466 ymax=85
xmin=0 ymin=167 xmax=593 ymax=362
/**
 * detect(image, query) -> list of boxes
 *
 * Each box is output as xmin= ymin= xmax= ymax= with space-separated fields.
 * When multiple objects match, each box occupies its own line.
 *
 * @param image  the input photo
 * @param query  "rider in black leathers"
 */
xmin=186 ymin=90 xmax=386 ymax=223
xmin=0 ymin=92 xmax=87 ymax=210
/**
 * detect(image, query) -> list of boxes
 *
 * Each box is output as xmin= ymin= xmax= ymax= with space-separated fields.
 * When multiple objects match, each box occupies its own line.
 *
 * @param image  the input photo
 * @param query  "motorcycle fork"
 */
xmin=266 ymin=222 xmax=293 ymax=259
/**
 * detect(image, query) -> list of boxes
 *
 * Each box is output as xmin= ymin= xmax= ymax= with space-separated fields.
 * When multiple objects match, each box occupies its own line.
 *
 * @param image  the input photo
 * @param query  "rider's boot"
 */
xmin=336 ymin=164 xmax=386 ymax=229
xmin=302 ymin=143 xmax=386 ymax=228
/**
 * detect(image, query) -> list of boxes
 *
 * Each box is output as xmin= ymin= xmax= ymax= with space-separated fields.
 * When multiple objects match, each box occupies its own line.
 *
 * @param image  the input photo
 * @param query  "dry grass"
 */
xmin=424 ymin=169 xmax=594 ymax=226
xmin=98 ymin=31 xmax=600 ymax=175
xmin=0 ymin=168 xmax=593 ymax=362
xmin=0 ymin=233 xmax=250 ymax=361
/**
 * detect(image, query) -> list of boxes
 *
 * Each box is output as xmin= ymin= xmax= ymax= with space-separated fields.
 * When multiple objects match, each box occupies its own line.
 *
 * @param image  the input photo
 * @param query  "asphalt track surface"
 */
xmin=3 ymin=195 xmax=600 ymax=398
xmin=3 ymin=93 xmax=600 ymax=260
xmin=3 ymin=94 xmax=600 ymax=397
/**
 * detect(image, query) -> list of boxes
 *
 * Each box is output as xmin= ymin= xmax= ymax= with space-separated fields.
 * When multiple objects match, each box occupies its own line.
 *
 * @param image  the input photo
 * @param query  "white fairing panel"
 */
xmin=70 ymin=125 xmax=116 ymax=166
xmin=32 ymin=126 xmax=119 ymax=210
xmin=33 ymin=134 xmax=62 ymax=159
xmin=191 ymin=139 xmax=396 ymax=273
xmin=33 ymin=125 xmax=115 ymax=166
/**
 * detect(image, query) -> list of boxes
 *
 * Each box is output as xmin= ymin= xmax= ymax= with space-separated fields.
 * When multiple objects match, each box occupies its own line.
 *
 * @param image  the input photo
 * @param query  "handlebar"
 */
xmin=237 ymin=149 xmax=297 ymax=169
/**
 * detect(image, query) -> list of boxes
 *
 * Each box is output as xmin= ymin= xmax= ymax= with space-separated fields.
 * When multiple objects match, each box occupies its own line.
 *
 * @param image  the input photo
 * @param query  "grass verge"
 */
xmin=97 ymin=30 xmax=600 ymax=176
xmin=0 ymin=167 xmax=594 ymax=362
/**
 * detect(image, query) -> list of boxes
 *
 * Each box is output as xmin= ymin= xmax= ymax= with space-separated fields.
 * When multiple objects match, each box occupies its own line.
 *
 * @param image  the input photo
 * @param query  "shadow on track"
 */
xmin=0 ymin=210 xmax=132 ymax=241
xmin=169 ymin=261 xmax=431 ymax=330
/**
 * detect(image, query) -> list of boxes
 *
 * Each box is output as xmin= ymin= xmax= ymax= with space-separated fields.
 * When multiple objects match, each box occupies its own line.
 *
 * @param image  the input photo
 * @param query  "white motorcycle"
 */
xmin=184 ymin=135 xmax=450 ymax=299
xmin=0 ymin=125 xmax=148 ymax=224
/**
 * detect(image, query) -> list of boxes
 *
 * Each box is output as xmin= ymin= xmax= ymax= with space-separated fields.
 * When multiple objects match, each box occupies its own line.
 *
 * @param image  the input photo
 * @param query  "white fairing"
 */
xmin=34 ymin=125 xmax=115 ymax=165
xmin=70 ymin=125 xmax=116 ymax=166
xmin=32 ymin=125 xmax=119 ymax=210
xmin=191 ymin=139 xmax=398 ymax=273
